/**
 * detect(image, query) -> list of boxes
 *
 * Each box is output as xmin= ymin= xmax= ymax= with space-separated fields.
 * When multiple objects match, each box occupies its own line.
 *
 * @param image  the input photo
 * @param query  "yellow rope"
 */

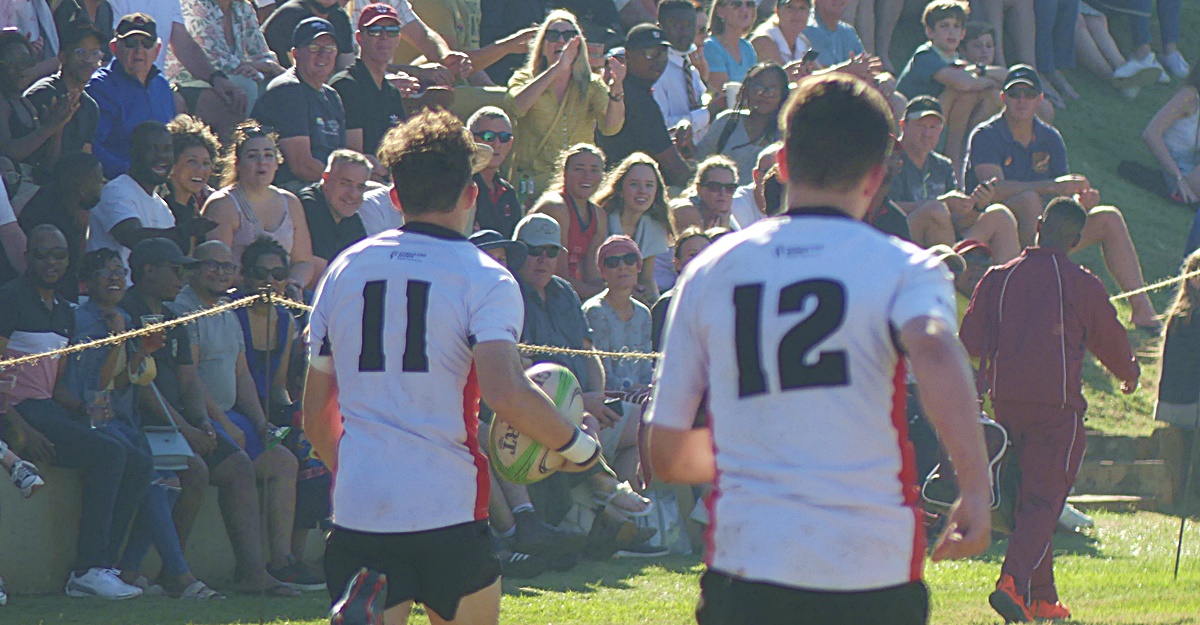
xmin=1108 ymin=269 xmax=1200 ymax=302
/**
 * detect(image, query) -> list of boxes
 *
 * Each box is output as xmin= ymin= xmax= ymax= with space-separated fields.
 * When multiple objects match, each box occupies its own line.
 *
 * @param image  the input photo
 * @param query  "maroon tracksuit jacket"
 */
xmin=960 ymin=246 xmax=1139 ymax=412
xmin=959 ymin=246 xmax=1139 ymax=604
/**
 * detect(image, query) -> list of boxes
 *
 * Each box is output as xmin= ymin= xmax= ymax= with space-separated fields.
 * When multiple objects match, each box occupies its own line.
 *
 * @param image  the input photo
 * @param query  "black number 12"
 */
xmin=358 ymin=279 xmax=431 ymax=372
xmin=733 ymin=279 xmax=849 ymax=397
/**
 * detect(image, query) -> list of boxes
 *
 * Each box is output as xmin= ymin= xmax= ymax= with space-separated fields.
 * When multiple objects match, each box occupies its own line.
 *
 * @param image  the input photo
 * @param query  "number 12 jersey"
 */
xmin=646 ymin=209 xmax=957 ymax=592
xmin=307 ymin=223 xmax=524 ymax=534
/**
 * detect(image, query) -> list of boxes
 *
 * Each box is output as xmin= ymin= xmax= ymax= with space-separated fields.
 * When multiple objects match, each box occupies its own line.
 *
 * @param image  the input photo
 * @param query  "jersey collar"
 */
xmin=784 ymin=205 xmax=853 ymax=219
xmin=400 ymin=221 xmax=468 ymax=241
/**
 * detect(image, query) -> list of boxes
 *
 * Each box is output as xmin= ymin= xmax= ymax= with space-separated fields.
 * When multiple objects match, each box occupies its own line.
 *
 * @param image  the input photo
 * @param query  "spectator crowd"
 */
xmin=0 ymin=0 xmax=1192 ymax=610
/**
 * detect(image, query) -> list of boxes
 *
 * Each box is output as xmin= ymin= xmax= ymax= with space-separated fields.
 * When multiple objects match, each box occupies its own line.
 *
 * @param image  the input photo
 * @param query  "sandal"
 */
xmin=130 ymin=575 xmax=165 ymax=597
xmin=176 ymin=580 xmax=224 ymax=600
xmin=593 ymin=481 xmax=653 ymax=518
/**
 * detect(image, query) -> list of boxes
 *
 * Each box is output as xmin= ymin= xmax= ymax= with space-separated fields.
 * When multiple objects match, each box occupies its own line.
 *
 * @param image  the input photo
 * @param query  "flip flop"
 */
xmin=593 ymin=481 xmax=654 ymax=518
xmin=176 ymin=580 xmax=224 ymax=600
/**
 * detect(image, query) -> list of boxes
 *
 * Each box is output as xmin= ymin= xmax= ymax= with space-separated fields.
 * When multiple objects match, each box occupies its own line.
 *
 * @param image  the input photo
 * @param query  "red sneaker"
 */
xmin=1030 ymin=599 xmax=1071 ymax=620
xmin=988 ymin=574 xmax=1032 ymax=623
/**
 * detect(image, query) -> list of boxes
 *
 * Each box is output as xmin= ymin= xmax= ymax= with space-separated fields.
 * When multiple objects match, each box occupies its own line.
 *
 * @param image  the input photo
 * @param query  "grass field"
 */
xmin=5 ymin=510 xmax=1200 ymax=624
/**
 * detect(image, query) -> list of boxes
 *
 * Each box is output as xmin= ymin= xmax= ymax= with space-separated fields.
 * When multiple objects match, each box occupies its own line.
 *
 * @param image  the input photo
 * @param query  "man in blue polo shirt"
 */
xmin=964 ymin=64 xmax=1159 ymax=330
xmin=86 ymin=13 xmax=176 ymax=179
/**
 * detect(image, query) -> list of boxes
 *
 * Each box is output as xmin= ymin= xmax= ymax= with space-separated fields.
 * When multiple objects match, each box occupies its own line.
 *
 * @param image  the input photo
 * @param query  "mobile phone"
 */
xmin=603 ymin=397 xmax=624 ymax=417
xmin=801 ymin=49 xmax=820 ymax=64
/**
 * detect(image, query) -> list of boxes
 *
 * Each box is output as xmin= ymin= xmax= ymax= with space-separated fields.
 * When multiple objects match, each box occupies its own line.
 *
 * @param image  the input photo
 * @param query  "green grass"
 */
xmin=6 ymin=510 xmax=1200 ymax=624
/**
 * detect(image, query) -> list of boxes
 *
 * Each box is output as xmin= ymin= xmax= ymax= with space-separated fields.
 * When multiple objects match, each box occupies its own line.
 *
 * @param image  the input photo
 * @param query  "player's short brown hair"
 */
xmin=923 ymin=0 xmax=969 ymax=29
xmin=780 ymin=74 xmax=895 ymax=193
xmin=377 ymin=109 xmax=475 ymax=216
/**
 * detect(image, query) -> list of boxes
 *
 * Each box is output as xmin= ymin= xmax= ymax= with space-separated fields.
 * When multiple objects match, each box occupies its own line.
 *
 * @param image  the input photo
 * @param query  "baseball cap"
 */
xmin=597 ymin=235 xmax=642 ymax=273
xmin=115 ymin=13 xmax=157 ymax=40
xmin=1003 ymin=64 xmax=1041 ymax=92
xmin=953 ymin=238 xmax=993 ymax=258
xmin=469 ymin=230 xmax=527 ymax=270
xmin=905 ymin=95 xmax=944 ymax=121
xmin=624 ymin=24 xmax=668 ymax=52
xmin=513 ymin=214 xmax=562 ymax=249
xmin=358 ymin=3 xmax=401 ymax=29
xmin=471 ymin=143 xmax=494 ymax=175
xmin=928 ymin=244 xmax=966 ymax=274
xmin=293 ymin=17 xmax=336 ymax=49
xmin=129 ymin=238 xmax=199 ymax=272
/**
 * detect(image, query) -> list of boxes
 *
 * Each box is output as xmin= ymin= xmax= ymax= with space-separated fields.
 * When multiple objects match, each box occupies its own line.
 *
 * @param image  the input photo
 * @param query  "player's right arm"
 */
xmin=474 ymin=340 xmax=600 ymax=472
xmin=302 ymin=361 xmax=343 ymax=472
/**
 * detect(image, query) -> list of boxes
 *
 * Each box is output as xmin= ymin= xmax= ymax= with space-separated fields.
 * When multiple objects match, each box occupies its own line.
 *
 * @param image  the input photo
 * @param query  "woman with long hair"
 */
xmin=594 ymin=152 xmax=671 ymax=305
xmin=531 ymin=143 xmax=609 ymax=299
xmin=704 ymin=0 xmax=758 ymax=91
xmin=1155 ymin=249 xmax=1200 ymax=506
xmin=695 ymin=62 xmax=788 ymax=185
xmin=507 ymin=10 xmax=626 ymax=197
xmin=672 ymin=155 xmax=741 ymax=233
xmin=1142 ymin=59 xmax=1200 ymax=253
xmin=201 ymin=120 xmax=319 ymax=289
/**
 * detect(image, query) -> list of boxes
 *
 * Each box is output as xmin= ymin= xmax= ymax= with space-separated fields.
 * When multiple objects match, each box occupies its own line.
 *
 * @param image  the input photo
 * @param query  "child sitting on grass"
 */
xmin=896 ymin=1 xmax=1006 ymax=178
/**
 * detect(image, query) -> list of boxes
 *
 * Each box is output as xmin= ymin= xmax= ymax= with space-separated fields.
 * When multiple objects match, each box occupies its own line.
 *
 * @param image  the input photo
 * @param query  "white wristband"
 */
xmin=556 ymin=428 xmax=600 ymax=465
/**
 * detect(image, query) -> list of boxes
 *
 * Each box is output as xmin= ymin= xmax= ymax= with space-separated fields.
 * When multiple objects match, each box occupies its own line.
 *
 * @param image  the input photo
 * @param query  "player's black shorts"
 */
xmin=324 ymin=520 xmax=501 ymax=619
xmin=696 ymin=569 xmax=929 ymax=625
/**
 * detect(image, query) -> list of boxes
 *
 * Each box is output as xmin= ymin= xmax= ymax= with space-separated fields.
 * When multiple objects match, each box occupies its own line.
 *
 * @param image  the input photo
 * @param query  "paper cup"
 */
xmin=725 ymin=82 xmax=742 ymax=108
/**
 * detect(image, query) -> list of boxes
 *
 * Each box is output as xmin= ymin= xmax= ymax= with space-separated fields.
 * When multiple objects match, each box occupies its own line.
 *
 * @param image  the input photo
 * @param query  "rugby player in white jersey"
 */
xmin=302 ymin=110 xmax=601 ymax=625
xmin=645 ymin=74 xmax=993 ymax=625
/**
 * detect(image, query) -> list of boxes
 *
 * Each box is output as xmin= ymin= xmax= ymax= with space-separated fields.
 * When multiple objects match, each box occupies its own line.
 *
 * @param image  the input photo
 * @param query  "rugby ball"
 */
xmin=489 ymin=363 xmax=585 ymax=485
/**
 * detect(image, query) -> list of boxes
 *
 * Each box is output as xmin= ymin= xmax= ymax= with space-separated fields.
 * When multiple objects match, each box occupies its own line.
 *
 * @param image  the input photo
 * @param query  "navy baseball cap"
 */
xmin=129 ymin=238 xmax=199 ymax=272
xmin=905 ymin=95 xmax=944 ymax=121
xmin=293 ymin=17 xmax=336 ymax=49
xmin=469 ymin=230 xmax=527 ymax=270
xmin=624 ymin=24 xmax=668 ymax=52
xmin=1003 ymin=64 xmax=1042 ymax=92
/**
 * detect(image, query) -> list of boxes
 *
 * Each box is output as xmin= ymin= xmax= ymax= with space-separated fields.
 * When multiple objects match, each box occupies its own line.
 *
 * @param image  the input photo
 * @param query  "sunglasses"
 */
xmin=305 ymin=43 xmax=339 ymax=55
xmin=702 ymin=181 xmax=739 ymax=194
xmin=120 ymin=37 xmax=156 ymax=50
xmin=749 ymin=83 xmax=784 ymax=97
xmin=363 ymin=24 xmax=401 ymax=38
xmin=93 ymin=267 xmax=130 ymax=280
xmin=527 ymin=245 xmax=562 ymax=259
xmin=544 ymin=29 xmax=579 ymax=43
xmin=602 ymin=252 xmax=640 ymax=268
xmin=32 ymin=247 xmax=69 ymax=261
xmin=251 ymin=265 xmax=290 ymax=282
xmin=1004 ymin=86 xmax=1041 ymax=100
xmin=474 ymin=130 xmax=513 ymax=144
xmin=199 ymin=260 xmax=238 ymax=275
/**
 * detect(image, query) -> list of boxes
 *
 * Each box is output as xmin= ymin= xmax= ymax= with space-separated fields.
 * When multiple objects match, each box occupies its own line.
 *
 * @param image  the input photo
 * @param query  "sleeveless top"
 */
xmin=1163 ymin=99 xmax=1200 ymax=171
xmin=765 ymin=24 xmax=811 ymax=63
xmin=233 ymin=302 xmax=290 ymax=402
xmin=564 ymin=193 xmax=597 ymax=280
xmin=229 ymin=186 xmax=296 ymax=263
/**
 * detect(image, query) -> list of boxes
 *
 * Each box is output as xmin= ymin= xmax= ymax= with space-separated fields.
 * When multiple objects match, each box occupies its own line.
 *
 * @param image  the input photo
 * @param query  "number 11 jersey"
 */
xmin=646 ymin=208 xmax=957 ymax=592
xmin=307 ymin=222 xmax=524 ymax=534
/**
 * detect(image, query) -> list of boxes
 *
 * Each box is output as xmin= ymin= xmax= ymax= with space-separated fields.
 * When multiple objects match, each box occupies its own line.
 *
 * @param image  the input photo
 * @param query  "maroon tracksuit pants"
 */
xmin=993 ymin=399 xmax=1087 ymax=604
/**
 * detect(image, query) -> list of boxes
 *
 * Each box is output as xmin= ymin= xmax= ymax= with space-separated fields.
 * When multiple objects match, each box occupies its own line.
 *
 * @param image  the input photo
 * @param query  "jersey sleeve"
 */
xmin=644 ymin=263 xmax=709 ymax=430
xmin=306 ymin=268 xmax=336 ymax=366
xmin=468 ymin=270 xmax=524 ymax=345
xmin=889 ymin=247 xmax=958 ymax=332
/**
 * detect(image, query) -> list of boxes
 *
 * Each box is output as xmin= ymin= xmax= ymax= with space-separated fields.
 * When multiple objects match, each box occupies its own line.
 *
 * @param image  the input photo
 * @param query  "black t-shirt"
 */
xmin=298 ymin=183 xmax=367 ymax=261
xmin=262 ymin=0 xmax=354 ymax=69
xmin=120 ymin=287 xmax=193 ymax=410
xmin=472 ymin=172 xmax=522 ymax=238
xmin=0 ymin=275 xmax=75 ymax=344
xmin=24 ymin=73 xmax=99 ymax=172
xmin=595 ymin=74 xmax=672 ymax=166
xmin=251 ymin=69 xmax=347 ymax=188
xmin=330 ymin=59 xmax=406 ymax=156
xmin=18 ymin=189 xmax=85 ymax=302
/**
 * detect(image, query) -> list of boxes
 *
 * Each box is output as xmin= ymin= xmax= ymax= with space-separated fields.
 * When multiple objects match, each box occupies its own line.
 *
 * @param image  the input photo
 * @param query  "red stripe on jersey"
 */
xmin=463 ymin=364 xmax=489 ymax=521
xmin=890 ymin=360 xmax=925 ymax=581
xmin=703 ymin=403 xmax=720 ymax=567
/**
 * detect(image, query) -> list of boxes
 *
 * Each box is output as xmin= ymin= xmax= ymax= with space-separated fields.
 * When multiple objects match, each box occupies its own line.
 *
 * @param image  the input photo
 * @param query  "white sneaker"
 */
xmin=1058 ymin=502 xmax=1095 ymax=532
xmin=65 ymin=568 xmax=143 ymax=600
xmin=1113 ymin=54 xmax=1165 ymax=87
xmin=1160 ymin=50 xmax=1191 ymax=80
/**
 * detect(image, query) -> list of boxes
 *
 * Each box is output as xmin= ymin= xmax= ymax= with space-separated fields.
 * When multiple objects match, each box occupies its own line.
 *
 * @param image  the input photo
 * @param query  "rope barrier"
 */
xmin=0 ymin=264 xmax=1193 ymax=372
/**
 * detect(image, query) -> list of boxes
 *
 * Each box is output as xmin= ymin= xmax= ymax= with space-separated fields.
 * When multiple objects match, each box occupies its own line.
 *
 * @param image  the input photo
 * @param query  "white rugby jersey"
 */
xmin=646 ymin=208 xmax=957 ymax=591
xmin=307 ymin=222 xmax=524 ymax=533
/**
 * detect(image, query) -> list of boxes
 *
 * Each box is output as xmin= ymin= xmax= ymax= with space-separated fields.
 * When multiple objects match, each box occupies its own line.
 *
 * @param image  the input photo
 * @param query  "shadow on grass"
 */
xmin=504 ymin=555 xmax=702 ymax=597
xmin=959 ymin=526 xmax=1106 ymax=565
xmin=1 ymin=592 xmax=331 ymax=625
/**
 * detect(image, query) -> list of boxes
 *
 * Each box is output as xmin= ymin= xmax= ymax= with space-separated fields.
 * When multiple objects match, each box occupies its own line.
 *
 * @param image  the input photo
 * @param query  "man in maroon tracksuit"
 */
xmin=960 ymin=197 xmax=1139 ymax=623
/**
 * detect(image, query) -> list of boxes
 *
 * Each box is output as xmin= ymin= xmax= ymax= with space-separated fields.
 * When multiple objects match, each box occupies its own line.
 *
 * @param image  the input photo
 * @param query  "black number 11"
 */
xmin=358 ymin=279 xmax=431 ymax=372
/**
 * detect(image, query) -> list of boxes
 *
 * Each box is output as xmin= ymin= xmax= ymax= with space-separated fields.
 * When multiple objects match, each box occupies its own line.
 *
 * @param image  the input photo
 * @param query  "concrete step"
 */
xmin=1067 ymin=494 xmax=1156 ymax=511
xmin=1083 ymin=431 xmax=1160 ymax=462
xmin=1074 ymin=459 xmax=1172 ymax=501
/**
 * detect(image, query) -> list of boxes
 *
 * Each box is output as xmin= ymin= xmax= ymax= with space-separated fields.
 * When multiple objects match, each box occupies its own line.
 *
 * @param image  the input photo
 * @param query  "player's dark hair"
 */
xmin=241 ymin=235 xmax=290 ymax=279
xmin=781 ymin=74 xmax=895 ymax=193
xmin=79 ymin=248 xmax=123 ymax=279
xmin=923 ymin=0 xmax=969 ymax=30
xmin=1039 ymin=197 xmax=1088 ymax=248
xmin=378 ymin=109 xmax=476 ymax=216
